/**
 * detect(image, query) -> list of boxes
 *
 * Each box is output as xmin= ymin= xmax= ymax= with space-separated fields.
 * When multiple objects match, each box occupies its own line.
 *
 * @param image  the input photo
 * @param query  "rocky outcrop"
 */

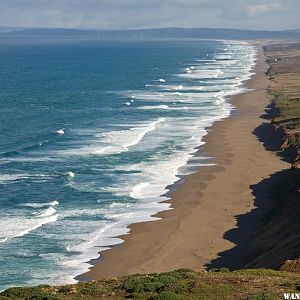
xmin=281 ymin=258 xmax=300 ymax=273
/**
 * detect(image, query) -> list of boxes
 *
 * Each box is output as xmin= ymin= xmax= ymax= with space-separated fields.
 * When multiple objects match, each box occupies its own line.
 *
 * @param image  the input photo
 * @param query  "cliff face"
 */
xmin=245 ymin=168 xmax=300 ymax=270
xmin=244 ymin=43 xmax=300 ymax=271
xmin=265 ymin=42 xmax=300 ymax=168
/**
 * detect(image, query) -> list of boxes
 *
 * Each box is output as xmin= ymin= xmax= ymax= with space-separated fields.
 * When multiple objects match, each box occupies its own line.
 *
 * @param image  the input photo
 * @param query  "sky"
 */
xmin=0 ymin=0 xmax=299 ymax=31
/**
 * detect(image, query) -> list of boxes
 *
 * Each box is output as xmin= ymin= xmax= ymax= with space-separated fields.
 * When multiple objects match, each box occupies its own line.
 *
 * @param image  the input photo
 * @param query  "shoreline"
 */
xmin=81 ymin=45 xmax=289 ymax=281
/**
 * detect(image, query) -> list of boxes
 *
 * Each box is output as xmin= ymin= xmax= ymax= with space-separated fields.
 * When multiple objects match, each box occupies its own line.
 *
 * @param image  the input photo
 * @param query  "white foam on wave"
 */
xmin=159 ymin=84 xmax=206 ymax=92
xmin=58 ymin=118 xmax=166 ymax=156
xmin=138 ymin=105 xmax=170 ymax=110
xmin=0 ymin=200 xmax=59 ymax=244
xmin=130 ymin=182 xmax=151 ymax=199
xmin=158 ymin=84 xmax=209 ymax=92
xmin=166 ymin=84 xmax=183 ymax=90
xmin=36 ymin=207 xmax=57 ymax=217
xmin=196 ymin=59 xmax=217 ymax=62
xmin=60 ymin=207 xmax=112 ymax=218
xmin=22 ymin=200 xmax=59 ymax=208
xmin=204 ymin=59 xmax=237 ymax=67
xmin=0 ymin=173 xmax=52 ymax=183
xmin=138 ymin=105 xmax=194 ymax=111
xmin=120 ymin=90 xmax=216 ymax=104
xmin=215 ymin=54 xmax=233 ymax=60
xmin=95 ymin=118 xmax=166 ymax=154
xmin=31 ymin=200 xmax=170 ymax=285
xmin=0 ymin=174 xmax=30 ymax=182
xmin=109 ymin=202 xmax=132 ymax=208
xmin=105 ymin=152 xmax=193 ymax=201
xmin=103 ymin=112 xmax=222 ymax=198
xmin=198 ymin=78 xmax=240 ymax=85
xmin=178 ymin=68 xmax=224 ymax=79
xmin=0 ymin=157 xmax=54 ymax=163
xmin=62 ymin=202 xmax=169 ymax=257
xmin=66 ymin=171 xmax=75 ymax=178
xmin=0 ymin=214 xmax=58 ymax=242
xmin=113 ymin=117 xmax=165 ymax=150
xmin=56 ymin=129 xmax=65 ymax=135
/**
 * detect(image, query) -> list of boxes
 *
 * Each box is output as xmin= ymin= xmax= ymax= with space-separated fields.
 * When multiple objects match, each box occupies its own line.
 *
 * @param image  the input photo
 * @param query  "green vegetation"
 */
xmin=1 ymin=269 xmax=299 ymax=300
xmin=271 ymin=92 xmax=300 ymax=158
xmin=270 ymin=93 xmax=300 ymax=121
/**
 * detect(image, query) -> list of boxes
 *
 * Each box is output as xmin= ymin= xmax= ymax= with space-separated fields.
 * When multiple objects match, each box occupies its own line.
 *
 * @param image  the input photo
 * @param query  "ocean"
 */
xmin=0 ymin=39 xmax=255 ymax=290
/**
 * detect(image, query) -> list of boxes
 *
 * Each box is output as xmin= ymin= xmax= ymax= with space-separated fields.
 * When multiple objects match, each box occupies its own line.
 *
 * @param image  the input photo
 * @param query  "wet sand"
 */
xmin=83 ymin=46 xmax=289 ymax=280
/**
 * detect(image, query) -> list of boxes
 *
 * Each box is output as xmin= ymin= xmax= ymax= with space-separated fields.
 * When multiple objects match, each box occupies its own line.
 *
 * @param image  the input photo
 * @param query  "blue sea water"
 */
xmin=0 ymin=39 xmax=255 ymax=290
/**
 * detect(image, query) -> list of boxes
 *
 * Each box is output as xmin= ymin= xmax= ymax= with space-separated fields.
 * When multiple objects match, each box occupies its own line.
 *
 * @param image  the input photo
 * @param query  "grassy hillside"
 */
xmin=1 ymin=268 xmax=300 ymax=300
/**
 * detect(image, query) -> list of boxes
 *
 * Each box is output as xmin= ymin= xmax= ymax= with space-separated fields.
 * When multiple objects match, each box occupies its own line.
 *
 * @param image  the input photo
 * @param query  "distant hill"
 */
xmin=1 ymin=27 xmax=300 ymax=40
xmin=0 ymin=26 xmax=26 ymax=33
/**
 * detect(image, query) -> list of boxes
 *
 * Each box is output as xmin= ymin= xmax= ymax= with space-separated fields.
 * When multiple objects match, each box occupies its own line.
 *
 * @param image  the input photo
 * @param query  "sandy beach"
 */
xmin=83 ymin=45 xmax=289 ymax=280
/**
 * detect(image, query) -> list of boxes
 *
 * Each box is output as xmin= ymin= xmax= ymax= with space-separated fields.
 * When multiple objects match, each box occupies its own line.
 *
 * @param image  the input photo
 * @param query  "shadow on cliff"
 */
xmin=205 ymin=169 xmax=291 ymax=270
xmin=254 ymin=102 xmax=297 ymax=163
xmin=205 ymin=103 xmax=299 ymax=270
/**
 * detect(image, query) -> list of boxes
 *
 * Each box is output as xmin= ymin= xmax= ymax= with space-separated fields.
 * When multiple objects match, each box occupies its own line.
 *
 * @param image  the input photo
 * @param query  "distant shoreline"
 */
xmin=1 ymin=27 xmax=300 ymax=41
xmin=81 ymin=44 xmax=289 ymax=280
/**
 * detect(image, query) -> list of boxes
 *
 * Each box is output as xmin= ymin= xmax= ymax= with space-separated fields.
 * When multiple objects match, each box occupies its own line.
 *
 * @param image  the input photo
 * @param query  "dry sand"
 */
xmin=83 ymin=46 xmax=289 ymax=280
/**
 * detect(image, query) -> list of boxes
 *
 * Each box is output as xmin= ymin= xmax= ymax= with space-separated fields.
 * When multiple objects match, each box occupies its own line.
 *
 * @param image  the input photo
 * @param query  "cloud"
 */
xmin=221 ymin=1 xmax=283 ymax=21
xmin=246 ymin=2 xmax=282 ymax=17
xmin=0 ymin=0 xmax=298 ymax=30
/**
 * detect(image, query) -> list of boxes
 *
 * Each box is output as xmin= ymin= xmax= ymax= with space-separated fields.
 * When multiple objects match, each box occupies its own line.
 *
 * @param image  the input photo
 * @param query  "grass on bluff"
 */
xmin=271 ymin=93 xmax=300 ymax=123
xmin=1 ymin=268 xmax=300 ymax=300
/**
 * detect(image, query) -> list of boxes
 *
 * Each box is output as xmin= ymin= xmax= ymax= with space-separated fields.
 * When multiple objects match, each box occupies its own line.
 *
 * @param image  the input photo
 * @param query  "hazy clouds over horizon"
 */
xmin=0 ymin=0 xmax=299 ymax=31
